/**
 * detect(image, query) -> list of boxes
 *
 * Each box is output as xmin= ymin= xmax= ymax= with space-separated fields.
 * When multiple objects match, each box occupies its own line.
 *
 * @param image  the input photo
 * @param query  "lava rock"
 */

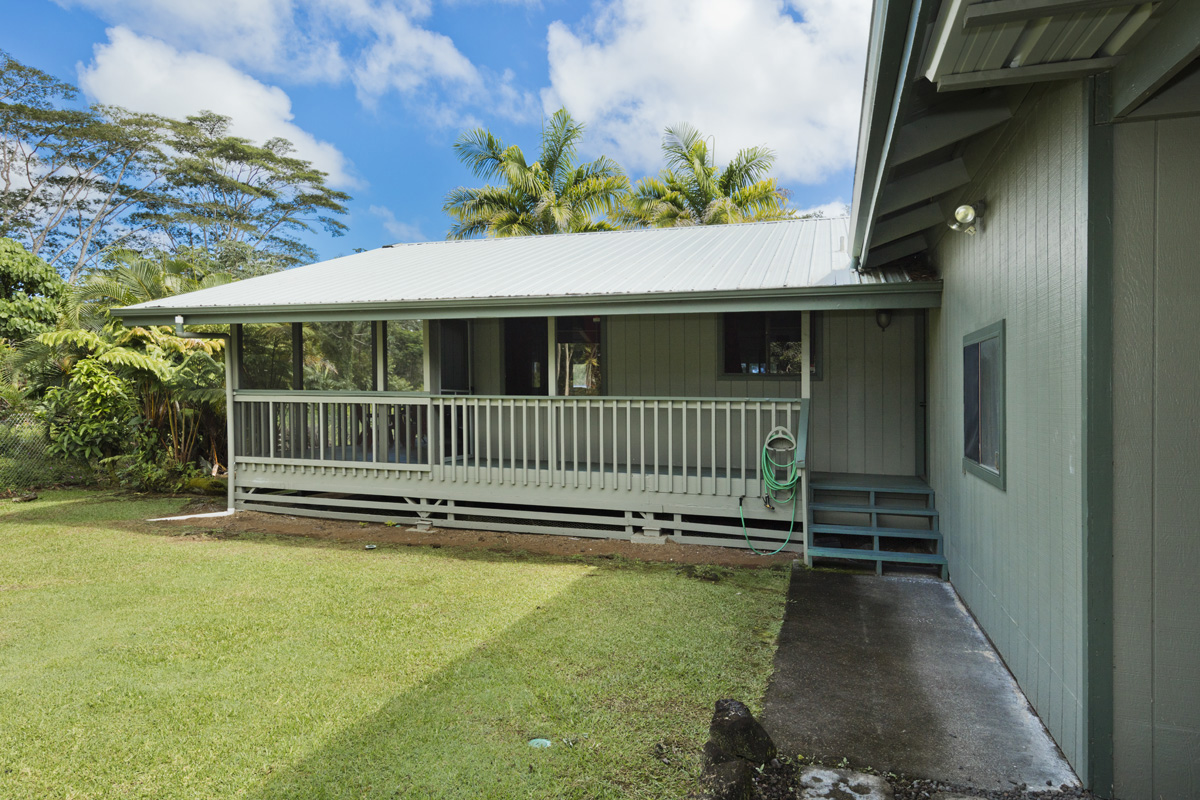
xmin=708 ymin=699 xmax=777 ymax=765
xmin=704 ymin=758 xmax=754 ymax=800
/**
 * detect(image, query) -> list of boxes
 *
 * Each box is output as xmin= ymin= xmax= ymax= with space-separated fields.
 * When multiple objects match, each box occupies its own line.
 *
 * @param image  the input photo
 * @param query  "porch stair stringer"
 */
xmin=805 ymin=472 xmax=948 ymax=578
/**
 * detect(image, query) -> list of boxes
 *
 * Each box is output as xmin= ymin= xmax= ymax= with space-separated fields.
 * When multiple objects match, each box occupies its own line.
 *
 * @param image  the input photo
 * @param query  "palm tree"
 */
xmin=443 ymin=109 xmax=628 ymax=239
xmin=618 ymin=124 xmax=792 ymax=228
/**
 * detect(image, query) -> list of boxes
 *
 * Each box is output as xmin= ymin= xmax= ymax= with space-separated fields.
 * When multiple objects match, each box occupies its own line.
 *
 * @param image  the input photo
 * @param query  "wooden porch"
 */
xmin=230 ymin=391 xmax=811 ymax=553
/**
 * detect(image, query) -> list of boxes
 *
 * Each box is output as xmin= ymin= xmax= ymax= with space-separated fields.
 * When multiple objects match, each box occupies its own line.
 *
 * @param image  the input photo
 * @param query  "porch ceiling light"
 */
xmin=948 ymin=201 xmax=984 ymax=235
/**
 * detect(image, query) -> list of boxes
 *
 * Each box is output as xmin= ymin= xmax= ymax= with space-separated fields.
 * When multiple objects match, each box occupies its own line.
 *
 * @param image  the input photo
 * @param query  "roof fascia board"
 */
xmin=1109 ymin=0 xmax=1200 ymax=117
xmin=962 ymin=0 xmax=1144 ymax=29
xmin=117 ymin=283 xmax=944 ymax=326
xmin=850 ymin=0 xmax=921 ymax=263
xmin=925 ymin=0 xmax=970 ymax=83
xmin=937 ymin=55 xmax=1121 ymax=91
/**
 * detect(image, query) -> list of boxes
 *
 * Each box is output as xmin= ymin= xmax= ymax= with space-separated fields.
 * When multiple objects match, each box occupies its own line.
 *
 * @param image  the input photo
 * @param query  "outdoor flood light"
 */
xmin=948 ymin=201 xmax=985 ymax=235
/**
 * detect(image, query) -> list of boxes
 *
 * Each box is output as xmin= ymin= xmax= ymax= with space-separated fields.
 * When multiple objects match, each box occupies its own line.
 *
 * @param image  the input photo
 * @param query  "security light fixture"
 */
xmin=948 ymin=202 xmax=984 ymax=235
xmin=876 ymin=309 xmax=892 ymax=331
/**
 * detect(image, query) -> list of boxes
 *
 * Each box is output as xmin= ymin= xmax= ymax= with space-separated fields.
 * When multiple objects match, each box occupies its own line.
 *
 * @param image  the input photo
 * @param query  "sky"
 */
xmin=4 ymin=0 xmax=873 ymax=263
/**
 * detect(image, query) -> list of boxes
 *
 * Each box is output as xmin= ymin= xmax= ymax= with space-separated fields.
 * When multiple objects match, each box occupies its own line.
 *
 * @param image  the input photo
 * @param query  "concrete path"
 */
xmin=761 ymin=569 xmax=1079 ymax=792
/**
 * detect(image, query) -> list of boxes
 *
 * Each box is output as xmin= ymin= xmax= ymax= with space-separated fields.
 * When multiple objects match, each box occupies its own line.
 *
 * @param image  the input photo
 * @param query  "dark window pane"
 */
xmin=724 ymin=312 xmax=766 ymax=374
xmin=302 ymin=321 xmax=374 ymax=391
xmin=385 ymin=320 xmax=425 ymax=392
xmin=439 ymin=320 xmax=471 ymax=393
xmin=963 ymin=342 xmax=980 ymax=463
xmin=767 ymin=311 xmax=804 ymax=375
xmin=979 ymin=337 xmax=999 ymax=470
xmin=724 ymin=312 xmax=804 ymax=375
xmin=240 ymin=323 xmax=294 ymax=390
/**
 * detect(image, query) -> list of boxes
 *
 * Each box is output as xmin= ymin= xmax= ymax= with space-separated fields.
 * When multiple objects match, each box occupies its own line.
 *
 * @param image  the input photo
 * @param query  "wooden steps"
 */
xmin=807 ymin=472 xmax=947 ymax=578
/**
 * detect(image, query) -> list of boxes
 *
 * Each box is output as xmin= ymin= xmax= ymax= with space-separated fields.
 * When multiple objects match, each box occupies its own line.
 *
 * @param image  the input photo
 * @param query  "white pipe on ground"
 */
xmin=147 ymin=509 xmax=237 ymax=522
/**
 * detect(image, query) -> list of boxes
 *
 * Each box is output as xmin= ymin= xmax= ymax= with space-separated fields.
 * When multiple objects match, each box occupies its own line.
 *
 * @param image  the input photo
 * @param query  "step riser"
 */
xmin=806 ymin=475 xmax=946 ymax=578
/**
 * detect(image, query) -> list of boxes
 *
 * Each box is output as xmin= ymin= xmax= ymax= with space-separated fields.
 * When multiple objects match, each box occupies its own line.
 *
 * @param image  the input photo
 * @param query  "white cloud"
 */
xmin=78 ymin=27 xmax=358 ymax=188
xmin=58 ymin=0 xmax=537 ymax=125
xmin=797 ymin=200 xmax=850 ymax=218
xmin=541 ymin=0 xmax=872 ymax=184
xmin=369 ymin=205 xmax=428 ymax=242
xmin=56 ymin=0 xmax=346 ymax=82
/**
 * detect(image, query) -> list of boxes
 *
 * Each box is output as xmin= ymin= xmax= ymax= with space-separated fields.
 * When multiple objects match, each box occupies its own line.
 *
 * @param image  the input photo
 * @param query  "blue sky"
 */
xmin=5 ymin=0 xmax=872 ymax=262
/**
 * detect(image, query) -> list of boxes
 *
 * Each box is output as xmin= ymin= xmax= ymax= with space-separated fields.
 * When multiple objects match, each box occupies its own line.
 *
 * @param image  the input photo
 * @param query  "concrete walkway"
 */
xmin=761 ymin=569 xmax=1079 ymax=792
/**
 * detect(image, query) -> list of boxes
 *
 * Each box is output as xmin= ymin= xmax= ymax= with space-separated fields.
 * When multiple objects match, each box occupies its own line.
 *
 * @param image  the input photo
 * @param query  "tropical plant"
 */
xmin=0 ymin=237 xmax=63 ymax=342
xmin=444 ymin=108 xmax=628 ymax=239
xmin=618 ymin=124 xmax=791 ymax=228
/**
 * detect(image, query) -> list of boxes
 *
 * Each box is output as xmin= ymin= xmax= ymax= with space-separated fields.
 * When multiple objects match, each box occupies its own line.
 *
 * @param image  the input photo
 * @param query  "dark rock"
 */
xmin=702 ymin=740 xmax=734 ymax=774
xmin=703 ymin=759 xmax=754 ymax=800
xmin=709 ymin=699 xmax=777 ymax=765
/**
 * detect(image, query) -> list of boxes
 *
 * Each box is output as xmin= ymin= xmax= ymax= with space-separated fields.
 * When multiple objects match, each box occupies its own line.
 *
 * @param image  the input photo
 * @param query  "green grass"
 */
xmin=0 ymin=491 xmax=789 ymax=799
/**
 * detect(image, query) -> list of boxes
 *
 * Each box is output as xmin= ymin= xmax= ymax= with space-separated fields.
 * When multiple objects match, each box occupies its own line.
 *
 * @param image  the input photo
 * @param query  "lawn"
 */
xmin=0 ymin=491 xmax=789 ymax=799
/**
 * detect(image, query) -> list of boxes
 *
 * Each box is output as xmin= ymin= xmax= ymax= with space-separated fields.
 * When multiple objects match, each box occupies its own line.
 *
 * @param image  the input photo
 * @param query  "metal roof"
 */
xmin=118 ymin=218 xmax=942 ymax=325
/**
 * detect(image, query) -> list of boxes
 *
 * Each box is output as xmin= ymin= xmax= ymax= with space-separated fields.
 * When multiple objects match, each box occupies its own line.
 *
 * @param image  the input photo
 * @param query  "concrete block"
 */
xmin=798 ymin=767 xmax=893 ymax=799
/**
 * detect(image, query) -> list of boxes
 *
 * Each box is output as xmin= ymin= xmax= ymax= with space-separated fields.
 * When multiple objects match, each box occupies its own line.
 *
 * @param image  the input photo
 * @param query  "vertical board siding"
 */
xmin=1111 ymin=117 xmax=1200 ymax=800
xmin=607 ymin=311 xmax=919 ymax=475
xmin=927 ymin=82 xmax=1087 ymax=773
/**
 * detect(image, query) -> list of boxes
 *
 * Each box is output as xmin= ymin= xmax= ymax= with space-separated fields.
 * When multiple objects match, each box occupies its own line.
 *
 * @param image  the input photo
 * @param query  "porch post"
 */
xmin=226 ymin=324 xmax=238 ymax=512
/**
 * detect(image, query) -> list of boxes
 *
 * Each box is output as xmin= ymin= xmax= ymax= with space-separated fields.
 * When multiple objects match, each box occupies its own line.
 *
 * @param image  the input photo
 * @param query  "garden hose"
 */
xmin=740 ymin=426 xmax=801 ymax=556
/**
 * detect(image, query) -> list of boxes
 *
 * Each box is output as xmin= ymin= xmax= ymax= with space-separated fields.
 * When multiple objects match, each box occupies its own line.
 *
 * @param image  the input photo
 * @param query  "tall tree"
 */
xmin=443 ymin=108 xmax=628 ymax=239
xmin=618 ymin=124 xmax=791 ymax=228
xmin=0 ymin=51 xmax=174 ymax=281
xmin=138 ymin=111 xmax=350 ymax=268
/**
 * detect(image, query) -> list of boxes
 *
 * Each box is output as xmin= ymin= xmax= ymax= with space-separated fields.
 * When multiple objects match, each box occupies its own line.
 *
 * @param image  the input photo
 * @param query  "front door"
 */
xmin=504 ymin=317 xmax=548 ymax=395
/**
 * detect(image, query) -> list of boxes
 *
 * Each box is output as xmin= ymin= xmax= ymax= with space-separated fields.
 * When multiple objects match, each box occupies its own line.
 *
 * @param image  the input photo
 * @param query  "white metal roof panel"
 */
xmin=123 ymin=218 xmax=913 ymax=317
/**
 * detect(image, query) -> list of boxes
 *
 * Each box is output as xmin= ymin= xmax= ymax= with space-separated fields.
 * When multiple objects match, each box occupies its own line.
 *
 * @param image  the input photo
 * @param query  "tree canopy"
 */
xmin=0 ymin=51 xmax=350 ymax=280
xmin=618 ymin=124 xmax=792 ymax=228
xmin=444 ymin=108 xmax=628 ymax=239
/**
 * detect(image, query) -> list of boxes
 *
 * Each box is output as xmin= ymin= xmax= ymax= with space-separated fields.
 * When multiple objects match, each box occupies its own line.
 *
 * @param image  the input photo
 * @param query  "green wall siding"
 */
xmin=927 ymin=82 xmax=1088 ymax=773
xmin=1111 ymin=116 xmax=1200 ymax=800
xmin=605 ymin=311 xmax=918 ymax=475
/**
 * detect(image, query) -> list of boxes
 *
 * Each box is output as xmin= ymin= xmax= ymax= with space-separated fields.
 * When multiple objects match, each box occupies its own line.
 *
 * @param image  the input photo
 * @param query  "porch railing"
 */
xmin=233 ymin=391 xmax=809 ymax=498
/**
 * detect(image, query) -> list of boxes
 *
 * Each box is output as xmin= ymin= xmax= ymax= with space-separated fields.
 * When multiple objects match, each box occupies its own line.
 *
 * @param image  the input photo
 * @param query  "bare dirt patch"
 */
xmin=142 ymin=502 xmax=794 ymax=568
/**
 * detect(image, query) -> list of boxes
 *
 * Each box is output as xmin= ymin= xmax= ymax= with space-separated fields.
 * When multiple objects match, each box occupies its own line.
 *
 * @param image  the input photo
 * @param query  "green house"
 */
xmin=119 ymin=218 xmax=943 ymax=559
xmin=118 ymin=0 xmax=1200 ymax=795
xmin=849 ymin=0 xmax=1200 ymax=796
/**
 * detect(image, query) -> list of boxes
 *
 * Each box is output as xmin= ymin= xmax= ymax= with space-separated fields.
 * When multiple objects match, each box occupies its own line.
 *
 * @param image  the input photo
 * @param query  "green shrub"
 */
xmin=42 ymin=360 xmax=134 ymax=463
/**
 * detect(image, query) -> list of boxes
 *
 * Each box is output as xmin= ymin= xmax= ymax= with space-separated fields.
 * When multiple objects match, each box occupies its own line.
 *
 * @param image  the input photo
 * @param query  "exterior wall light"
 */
xmin=948 ymin=201 xmax=985 ymax=235
xmin=876 ymin=309 xmax=892 ymax=331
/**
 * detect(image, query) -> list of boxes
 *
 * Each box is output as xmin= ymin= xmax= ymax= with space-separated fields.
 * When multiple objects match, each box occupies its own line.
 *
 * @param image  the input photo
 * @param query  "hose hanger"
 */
xmin=740 ymin=425 xmax=801 ymax=556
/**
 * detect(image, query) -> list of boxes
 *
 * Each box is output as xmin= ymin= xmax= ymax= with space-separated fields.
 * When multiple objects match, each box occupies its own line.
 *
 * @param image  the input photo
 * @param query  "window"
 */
xmin=963 ymin=320 xmax=1005 ymax=489
xmin=723 ymin=312 xmax=804 ymax=375
xmin=556 ymin=316 xmax=601 ymax=395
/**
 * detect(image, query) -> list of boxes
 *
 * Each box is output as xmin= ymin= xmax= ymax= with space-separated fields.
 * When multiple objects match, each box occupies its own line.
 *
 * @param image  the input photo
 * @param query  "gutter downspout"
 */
xmin=174 ymin=315 xmax=235 ymax=514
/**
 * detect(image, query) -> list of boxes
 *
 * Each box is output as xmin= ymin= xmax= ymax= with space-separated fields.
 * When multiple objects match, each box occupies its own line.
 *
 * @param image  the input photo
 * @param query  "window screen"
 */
xmin=963 ymin=321 xmax=1005 ymax=487
xmin=239 ymin=323 xmax=294 ymax=390
xmin=302 ymin=321 xmax=375 ymax=391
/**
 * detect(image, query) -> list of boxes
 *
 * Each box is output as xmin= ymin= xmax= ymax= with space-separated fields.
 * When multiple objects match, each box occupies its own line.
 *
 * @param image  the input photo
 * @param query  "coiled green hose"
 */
xmin=740 ymin=427 xmax=801 ymax=556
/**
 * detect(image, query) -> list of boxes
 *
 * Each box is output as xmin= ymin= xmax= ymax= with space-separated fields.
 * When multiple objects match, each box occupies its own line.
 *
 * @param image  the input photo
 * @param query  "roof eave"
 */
xmin=116 ymin=282 xmax=943 ymax=326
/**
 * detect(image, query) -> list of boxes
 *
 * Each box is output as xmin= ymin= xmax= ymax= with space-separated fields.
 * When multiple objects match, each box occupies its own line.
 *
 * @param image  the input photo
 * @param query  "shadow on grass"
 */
xmin=243 ymin=564 xmax=759 ymax=800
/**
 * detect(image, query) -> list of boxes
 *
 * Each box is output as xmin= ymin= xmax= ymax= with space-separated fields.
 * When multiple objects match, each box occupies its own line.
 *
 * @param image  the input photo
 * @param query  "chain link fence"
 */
xmin=0 ymin=412 xmax=76 ymax=491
